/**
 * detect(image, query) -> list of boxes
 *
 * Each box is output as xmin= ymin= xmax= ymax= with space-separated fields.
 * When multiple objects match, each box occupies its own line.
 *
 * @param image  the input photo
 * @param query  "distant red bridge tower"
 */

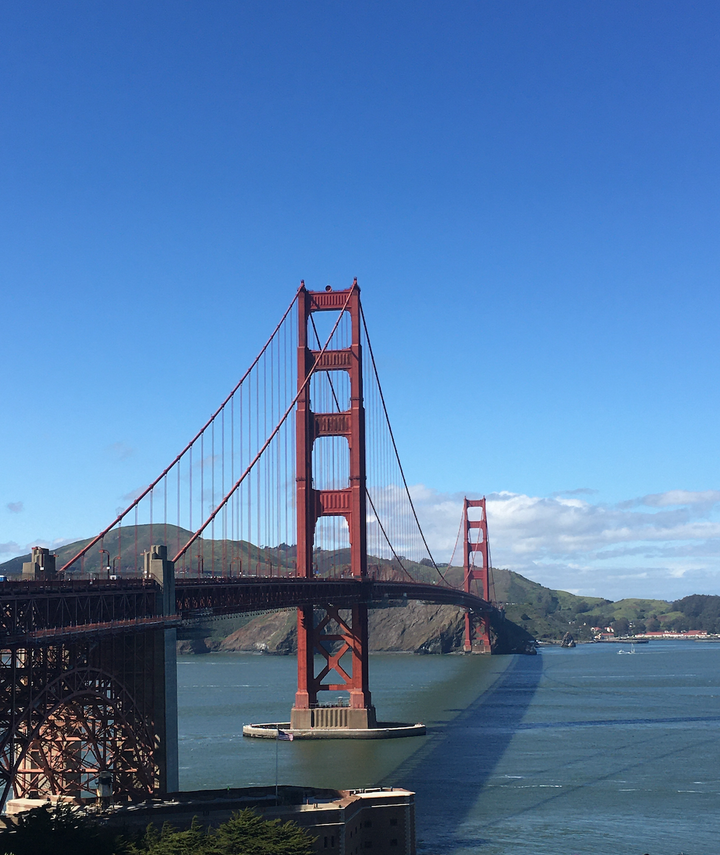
xmin=463 ymin=497 xmax=492 ymax=654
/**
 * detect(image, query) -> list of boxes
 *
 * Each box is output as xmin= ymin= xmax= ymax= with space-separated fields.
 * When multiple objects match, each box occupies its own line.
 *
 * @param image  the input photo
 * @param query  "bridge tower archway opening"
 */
xmin=311 ymin=436 xmax=351 ymax=492
xmin=313 ymin=515 xmax=351 ymax=578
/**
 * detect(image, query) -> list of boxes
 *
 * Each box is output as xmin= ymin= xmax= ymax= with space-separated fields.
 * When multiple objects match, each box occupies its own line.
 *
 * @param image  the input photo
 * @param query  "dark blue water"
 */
xmin=178 ymin=642 xmax=720 ymax=854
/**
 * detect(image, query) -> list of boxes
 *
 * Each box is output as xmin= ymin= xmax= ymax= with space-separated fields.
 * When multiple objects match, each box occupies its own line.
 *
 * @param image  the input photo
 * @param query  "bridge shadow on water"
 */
xmin=380 ymin=653 xmax=544 ymax=854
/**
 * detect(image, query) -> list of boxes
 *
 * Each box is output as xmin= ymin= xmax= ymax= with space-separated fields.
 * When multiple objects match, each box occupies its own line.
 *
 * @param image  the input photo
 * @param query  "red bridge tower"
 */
xmin=463 ymin=497 xmax=492 ymax=654
xmin=291 ymin=282 xmax=376 ymax=730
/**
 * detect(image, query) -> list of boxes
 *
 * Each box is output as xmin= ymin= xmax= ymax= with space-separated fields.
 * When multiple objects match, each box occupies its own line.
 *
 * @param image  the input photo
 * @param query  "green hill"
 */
xmin=487 ymin=568 xmax=695 ymax=641
xmin=0 ymin=525 xmax=294 ymax=578
xmin=0 ymin=526 xmax=440 ymax=582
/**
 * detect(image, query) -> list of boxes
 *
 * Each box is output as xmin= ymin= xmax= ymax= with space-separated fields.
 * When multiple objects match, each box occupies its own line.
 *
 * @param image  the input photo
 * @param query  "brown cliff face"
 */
xmin=177 ymin=637 xmax=219 ymax=654
xmin=219 ymin=610 xmax=297 ymax=653
xmin=367 ymin=603 xmax=465 ymax=653
xmin=181 ymin=604 xmax=467 ymax=655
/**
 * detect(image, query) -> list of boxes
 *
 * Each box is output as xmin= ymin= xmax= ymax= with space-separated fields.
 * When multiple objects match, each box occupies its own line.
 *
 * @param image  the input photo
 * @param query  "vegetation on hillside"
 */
xmin=0 ymin=805 xmax=315 ymax=855
xmin=489 ymin=568 xmax=720 ymax=641
xmin=0 ymin=526 xmax=437 ymax=581
xmin=664 ymin=595 xmax=720 ymax=633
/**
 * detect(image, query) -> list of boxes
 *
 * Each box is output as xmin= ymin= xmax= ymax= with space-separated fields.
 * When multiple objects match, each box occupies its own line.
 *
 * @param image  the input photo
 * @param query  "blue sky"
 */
xmin=2 ymin=1 xmax=719 ymax=601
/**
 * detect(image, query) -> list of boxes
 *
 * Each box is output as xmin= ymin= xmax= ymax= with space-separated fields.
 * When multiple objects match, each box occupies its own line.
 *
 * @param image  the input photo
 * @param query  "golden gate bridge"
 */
xmin=0 ymin=281 xmax=496 ymax=809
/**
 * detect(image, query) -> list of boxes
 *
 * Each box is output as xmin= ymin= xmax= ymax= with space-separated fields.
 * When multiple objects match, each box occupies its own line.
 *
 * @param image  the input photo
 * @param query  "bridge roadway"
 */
xmin=0 ymin=576 xmax=491 ymax=646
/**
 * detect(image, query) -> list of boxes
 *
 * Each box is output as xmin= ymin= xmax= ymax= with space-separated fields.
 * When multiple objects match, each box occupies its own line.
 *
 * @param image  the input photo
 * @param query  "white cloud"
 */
xmin=0 ymin=536 xmax=81 ymax=564
xmin=640 ymin=490 xmax=720 ymax=508
xmin=407 ymin=486 xmax=720 ymax=602
xmin=0 ymin=541 xmax=22 ymax=559
xmin=106 ymin=442 xmax=134 ymax=461
xmin=121 ymin=486 xmax=146 ymax=503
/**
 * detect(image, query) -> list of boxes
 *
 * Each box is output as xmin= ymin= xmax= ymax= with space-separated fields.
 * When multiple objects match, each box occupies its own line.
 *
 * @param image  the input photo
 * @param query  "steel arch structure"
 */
xmin=0 ymin=631 xmax=171 ymax=808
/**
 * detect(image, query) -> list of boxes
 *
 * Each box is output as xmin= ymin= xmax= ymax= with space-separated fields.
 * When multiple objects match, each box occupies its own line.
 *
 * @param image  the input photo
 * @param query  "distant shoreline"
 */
xmin=538 ymin=635 xmax=720 ymax=646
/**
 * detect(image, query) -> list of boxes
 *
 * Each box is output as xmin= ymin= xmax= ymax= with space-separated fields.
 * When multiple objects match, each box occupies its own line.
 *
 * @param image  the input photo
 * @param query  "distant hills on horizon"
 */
xmin=0 ymin=524 xmax=440 ymax=582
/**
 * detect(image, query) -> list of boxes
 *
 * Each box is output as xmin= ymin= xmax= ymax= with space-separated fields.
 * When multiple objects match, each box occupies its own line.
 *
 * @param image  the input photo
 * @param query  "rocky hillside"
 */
xmin=178 ymin=600 xmax=534 ymax=656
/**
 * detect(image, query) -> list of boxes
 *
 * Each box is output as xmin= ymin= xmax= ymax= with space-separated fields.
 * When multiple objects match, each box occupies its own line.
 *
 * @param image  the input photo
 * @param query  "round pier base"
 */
xmin=242 ymin=722 xmax=425 ymax=740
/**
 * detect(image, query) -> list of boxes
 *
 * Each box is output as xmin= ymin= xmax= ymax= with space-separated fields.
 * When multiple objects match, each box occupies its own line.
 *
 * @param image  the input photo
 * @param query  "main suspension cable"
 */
xmin=360 ymin=306 xmax=447 ymax=585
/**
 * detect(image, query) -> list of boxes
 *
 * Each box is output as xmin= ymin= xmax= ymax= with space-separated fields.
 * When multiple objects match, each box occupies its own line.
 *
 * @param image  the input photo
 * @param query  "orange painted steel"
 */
xmin=0 ymin=633 xmax=161 ymax=808
xmin=294 ymin=282 xmax=372 ymax=716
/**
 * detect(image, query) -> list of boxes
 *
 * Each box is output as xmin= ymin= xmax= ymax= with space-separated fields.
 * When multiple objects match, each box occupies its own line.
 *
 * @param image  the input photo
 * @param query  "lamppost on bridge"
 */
xmin=99 ymin=548 xmax=111 ymax=581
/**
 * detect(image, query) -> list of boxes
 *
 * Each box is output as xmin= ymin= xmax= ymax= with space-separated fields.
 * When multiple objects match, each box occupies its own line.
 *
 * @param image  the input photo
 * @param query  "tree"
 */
xmin=127 ymin=809 xmax=314 ymax=855
xmin=572 ymin=600 xmax=590 ymax=615
xmin=1 ymin=805 xmax=315 ymax=855
xmin=611 ymin=617 xmax=630 ymax=636
xmin=672 ymin=595 xmax=720 ymax=633
xmin=0 ymin=803 xmax=121 ymax=855
xmin=205 ymin=809 xmax=315 ymax=855
xmin=533 ymin=590 xmax=559 ymax=614
xmin=128 ymin=817 xmax=206 ymax=854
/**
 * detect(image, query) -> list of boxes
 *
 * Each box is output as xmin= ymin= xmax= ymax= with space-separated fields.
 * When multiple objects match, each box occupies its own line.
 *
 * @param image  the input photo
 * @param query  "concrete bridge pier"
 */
xmin=21 ymin=546 xmax=56 ymax=581
xmin=143 ymin=545 xmax=179 ymax=794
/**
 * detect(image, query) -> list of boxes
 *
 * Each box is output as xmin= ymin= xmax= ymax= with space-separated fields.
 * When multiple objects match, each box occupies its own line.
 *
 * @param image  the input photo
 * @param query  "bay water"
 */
xmin=177 ymin=641 xmax=720 ymax=854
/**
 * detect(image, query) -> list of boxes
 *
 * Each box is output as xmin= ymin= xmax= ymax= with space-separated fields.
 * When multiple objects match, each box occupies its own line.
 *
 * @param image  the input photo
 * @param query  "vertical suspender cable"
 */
xmin=58 ymin=289 xmax=301 ymax=574
xmin=211 ymin=420 xmax=215 ymax=575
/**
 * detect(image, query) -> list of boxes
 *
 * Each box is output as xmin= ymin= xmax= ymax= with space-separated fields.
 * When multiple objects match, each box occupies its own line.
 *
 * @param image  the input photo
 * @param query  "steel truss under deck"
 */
xmin=0 ymin=634 xmax=159 ymax=807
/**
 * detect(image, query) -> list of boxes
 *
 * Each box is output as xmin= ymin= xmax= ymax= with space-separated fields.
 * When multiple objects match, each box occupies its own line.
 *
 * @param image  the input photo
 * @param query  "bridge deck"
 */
xmin=0 ymin=577 xmax=491 ymax=644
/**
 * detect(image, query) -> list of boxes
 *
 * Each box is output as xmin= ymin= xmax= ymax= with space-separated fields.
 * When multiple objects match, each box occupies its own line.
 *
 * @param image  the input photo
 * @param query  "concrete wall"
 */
xmin=21 ymin=546 xmax=56 ymax=580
